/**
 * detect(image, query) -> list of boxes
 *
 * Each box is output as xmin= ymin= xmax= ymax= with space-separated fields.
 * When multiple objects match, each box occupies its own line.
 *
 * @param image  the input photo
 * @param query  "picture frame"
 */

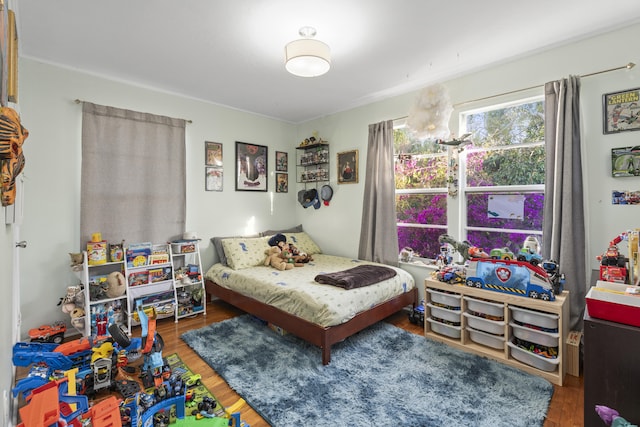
xmin=235 ymin=141 xmax=268 ymax=191
xmin=603 ymin=87 xmax=640 ymax=134
xmin=337 ymin=149 xmax=358 ymax=184
xmin=205 ymin=167 xmax=223 ymax=191
xmin=611 ymin=146 xmax=640 ymax=177
xmin=205 ymin=141 xmax=223 ymax=166
xmin=275 ymin=151 xmax=288 ymax=172
xmin=275 ymin=173 xmax=288 ymax=193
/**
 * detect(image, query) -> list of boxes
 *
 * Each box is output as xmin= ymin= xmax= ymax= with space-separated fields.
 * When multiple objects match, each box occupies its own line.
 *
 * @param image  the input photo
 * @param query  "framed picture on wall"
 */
xmin=235 ymin=141 xmax=268 ymax=191
xmin=603 ymin=87 xmax=640 ymax=134
xmin=275 ymin=173 xmax=288 ymax=193
xmin=205 ymin=141 xmax=223 ymax=166
xmin=275 ymin=151 xmax=288 ymax=172
xmin=205 ymin=167 xmax=223 ymax=191
xmin=337 ymin=149 xmax=358 ymax=184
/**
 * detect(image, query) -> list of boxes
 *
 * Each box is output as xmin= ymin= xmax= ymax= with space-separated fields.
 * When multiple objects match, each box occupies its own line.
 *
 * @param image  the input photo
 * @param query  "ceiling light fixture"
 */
xmin=285 ymin=26 xmax=331 ymax=77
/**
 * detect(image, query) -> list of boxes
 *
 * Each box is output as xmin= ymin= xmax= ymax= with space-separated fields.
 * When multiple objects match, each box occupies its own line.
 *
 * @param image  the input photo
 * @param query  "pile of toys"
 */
xmin=13 ymin=304 xmax=249 ymax=426
xmin=428 ymin=234 xmax=566 ymax=301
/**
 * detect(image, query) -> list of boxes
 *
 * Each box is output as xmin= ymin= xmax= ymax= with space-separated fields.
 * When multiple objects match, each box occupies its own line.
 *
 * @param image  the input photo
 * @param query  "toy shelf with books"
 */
xmin=124 ymin=242 xmax=176 ymax=332
xmin=74 ymin=251 xmax=130 ymax=337
xmin=170 ymin=239 xmax=206 ymax=320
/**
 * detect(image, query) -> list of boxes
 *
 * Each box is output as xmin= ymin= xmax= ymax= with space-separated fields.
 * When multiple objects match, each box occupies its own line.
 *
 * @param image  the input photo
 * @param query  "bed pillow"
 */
xmin=221 ymin=236 xmax=270 ymax=270
xmin=211 ymin=234 xmax=259 ymax=266
xmin=260 ymin=224 xmax=303 ymax=237
xmin=283 ymin=232 xmax=322 ymax=255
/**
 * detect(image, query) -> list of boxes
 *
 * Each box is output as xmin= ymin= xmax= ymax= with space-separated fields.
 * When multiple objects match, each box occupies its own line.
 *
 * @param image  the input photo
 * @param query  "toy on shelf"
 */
xmin=465 ymin=258 xmax=556 ymax=301
xmin=597 ymin=232 xmax=630 ymax=283
xmin=435 ymin=243 xmax=453 ymax=267
xmin=516 ymin=236 xmax=543 ymax=266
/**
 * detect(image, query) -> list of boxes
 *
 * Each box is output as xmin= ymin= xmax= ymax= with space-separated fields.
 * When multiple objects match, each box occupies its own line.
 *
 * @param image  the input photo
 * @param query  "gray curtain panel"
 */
xmin=542 ymin=76 xmax=587 ymax=331
xmin=80 ymin=102 xmax=186 ymax=248
xmin=358 ymin=120 xmax=399 ymax=266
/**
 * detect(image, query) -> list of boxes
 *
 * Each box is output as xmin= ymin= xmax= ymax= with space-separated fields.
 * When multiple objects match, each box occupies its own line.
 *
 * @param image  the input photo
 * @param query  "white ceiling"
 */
xmin=16 ymin=0 xmax=640 ymax=123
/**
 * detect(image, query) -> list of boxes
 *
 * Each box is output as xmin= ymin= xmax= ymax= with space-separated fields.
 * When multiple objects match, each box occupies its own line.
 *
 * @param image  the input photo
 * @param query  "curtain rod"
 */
xmin=74 ymin=99 xmax=193 ymax=124
xmin=393 ymin=61 xmax=636 ymax=121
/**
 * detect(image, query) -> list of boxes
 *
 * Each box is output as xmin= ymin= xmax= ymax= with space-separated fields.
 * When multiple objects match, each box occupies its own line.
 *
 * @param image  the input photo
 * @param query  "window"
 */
xmin=394 ymin=96 xmax=545 ymax=260
xmin=394 ymin=125 xmax=448 ymax=258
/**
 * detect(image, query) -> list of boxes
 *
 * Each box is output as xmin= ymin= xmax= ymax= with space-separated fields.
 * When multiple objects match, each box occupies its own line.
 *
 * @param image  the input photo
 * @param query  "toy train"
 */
xmin=465 ymin=258 xmax=556 ymax=301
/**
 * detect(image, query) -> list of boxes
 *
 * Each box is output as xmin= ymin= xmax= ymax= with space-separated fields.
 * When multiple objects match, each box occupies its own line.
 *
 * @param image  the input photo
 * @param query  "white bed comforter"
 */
xmin=204 ymin=254 xmax=415 ymax=327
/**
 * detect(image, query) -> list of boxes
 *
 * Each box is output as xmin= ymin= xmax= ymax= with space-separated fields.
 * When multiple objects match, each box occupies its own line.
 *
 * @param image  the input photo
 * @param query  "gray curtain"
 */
xmin=358 ymin=120 xmax=399 ymax=265
xmin=80 ymin=102 xmax=186 ymax=247
xmin=542 ymin=76 xmax=586 ymax=331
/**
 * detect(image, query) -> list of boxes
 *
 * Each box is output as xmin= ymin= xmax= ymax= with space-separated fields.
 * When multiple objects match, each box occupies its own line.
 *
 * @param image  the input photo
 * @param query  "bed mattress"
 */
xmin=204 ymin=254 xmax=415 ymax=327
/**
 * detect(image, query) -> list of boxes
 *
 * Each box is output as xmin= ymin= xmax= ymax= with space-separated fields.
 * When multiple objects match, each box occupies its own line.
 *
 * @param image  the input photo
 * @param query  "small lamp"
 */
xmin=285 ymin=27 xmax=331 ymax=77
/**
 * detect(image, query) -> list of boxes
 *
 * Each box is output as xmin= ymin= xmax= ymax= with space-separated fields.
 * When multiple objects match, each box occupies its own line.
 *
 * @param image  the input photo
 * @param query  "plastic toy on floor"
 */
xmin=596 ymin=405 xmax=638 ymax=427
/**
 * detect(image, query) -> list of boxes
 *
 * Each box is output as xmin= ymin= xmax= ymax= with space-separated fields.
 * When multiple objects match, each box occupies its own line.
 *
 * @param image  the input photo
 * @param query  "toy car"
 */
xmin=490 ymin=247 xmax=515 ymax=260
xmin=599 ymin=245 xmax=627 ymax=267
xmin=28 ymin=321 xmax=67 ymax=344
xmin=185 ymin=373 xmax=202 ymax=388
xmin=408 ymin=301 xmax=425 ymax=325
xmin=517 ymin=248 xmax=543 ymax=266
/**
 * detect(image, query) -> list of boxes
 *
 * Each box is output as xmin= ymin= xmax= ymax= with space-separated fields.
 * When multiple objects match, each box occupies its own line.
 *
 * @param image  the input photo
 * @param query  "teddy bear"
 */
xmin=264 ymin=246 xmax=293 ymax=270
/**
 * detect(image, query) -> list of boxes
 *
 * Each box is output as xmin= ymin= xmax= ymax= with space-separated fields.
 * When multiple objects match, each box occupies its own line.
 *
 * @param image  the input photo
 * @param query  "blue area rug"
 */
xmin=181 ymin=315 xmax=553 ymax=427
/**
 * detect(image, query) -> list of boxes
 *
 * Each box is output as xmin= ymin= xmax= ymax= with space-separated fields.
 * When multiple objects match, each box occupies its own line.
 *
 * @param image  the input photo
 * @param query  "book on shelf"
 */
xmin=128 ymin=271 xmax=149 ymax=287
xmin=148 ymin=266 xmax=172 ymax=283
xmin=149 ymin=253 xmax=170 ymax=265
xmin=126 ymin=242 xmax=152 ymax=268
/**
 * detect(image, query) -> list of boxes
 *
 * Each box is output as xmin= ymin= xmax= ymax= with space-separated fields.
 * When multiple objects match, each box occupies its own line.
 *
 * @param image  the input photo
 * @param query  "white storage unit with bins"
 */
xmin=424 ymin=278 xmax=569 ymax=386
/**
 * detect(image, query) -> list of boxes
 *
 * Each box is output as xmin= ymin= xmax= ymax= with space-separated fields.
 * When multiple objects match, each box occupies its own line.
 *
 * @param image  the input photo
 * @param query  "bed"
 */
xmin=205 ymin=230 xmax=418 ymax=365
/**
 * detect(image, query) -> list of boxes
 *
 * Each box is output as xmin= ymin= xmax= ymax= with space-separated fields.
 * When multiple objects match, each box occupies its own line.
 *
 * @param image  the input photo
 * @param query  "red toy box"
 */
xmin=586 ymin=281 xmax=640 ymax=327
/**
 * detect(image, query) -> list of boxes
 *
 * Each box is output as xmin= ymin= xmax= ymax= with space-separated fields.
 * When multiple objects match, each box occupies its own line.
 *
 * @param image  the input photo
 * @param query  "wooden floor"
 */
xmin=149 ymin=299 xmax=584 ymax=427
xmin=21 ymin=299 xmax=582 ymax=425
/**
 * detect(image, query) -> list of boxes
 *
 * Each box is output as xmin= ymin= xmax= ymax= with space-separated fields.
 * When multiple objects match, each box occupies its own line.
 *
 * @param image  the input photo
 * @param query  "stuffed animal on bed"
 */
xmin=264 ymin=246 xmax=294 ymax=270
xmin=287 ymin=243 xmax=313 ymax=264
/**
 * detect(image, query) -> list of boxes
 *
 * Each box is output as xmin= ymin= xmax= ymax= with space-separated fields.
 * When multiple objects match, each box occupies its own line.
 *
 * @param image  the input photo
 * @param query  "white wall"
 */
xmin=18 ymin=59 xmax=297 ymax=338
xmin=14 ymin=22 xmax=640 ymax=342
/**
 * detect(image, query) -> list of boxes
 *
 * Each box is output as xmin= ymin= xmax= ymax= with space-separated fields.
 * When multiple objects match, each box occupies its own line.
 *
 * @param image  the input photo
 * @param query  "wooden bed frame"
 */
xmin=205 ymin=279 xmax=418 ymax=365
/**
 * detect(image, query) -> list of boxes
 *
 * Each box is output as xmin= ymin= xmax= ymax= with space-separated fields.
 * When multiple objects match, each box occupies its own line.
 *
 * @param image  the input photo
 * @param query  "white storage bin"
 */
xmin=464 ymin=296 xmax=504 ymax=319
xmin=427 ymin=288 xmax=462 ymax=308
xmin=463 ymin=312 xmax=505 ymax=335
xmin=467 ymin=326 xmax=505 ymax=350
xmin=510 ymin=322 xmax=559 ymax=348
xmin=510 ymin=306 xmax=559 ymax=330
xmin=427 ymin=303 xmax=462 ymax=324
xmin=508 ymin=341 xmax=559 ymax=372
xmin=427 ymin=317 xmax=461 ymax=339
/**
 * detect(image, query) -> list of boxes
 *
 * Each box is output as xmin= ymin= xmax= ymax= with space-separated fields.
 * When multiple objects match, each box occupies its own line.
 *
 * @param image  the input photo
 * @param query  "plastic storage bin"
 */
xmin=464 ymin=296 xmax=504 ymax=319
xmin=508 ymin=341 xmax=559 ymax=372
xmin=510 ymin=321 xmax=559 ymax=347
xmin=427 ymin=303 xmax=462 ymax=324
xmin=467 ymin=326 xmax=505 ymax=350
xmin=463 ymin=312 xmax=506 ymax=335
xmin=427 ymin=288 xmax=462 ymax=308
xmin=427 ymin=317 xmax=462 ymax=339
xmin=510 ymin=306 xmax=559 ymax=330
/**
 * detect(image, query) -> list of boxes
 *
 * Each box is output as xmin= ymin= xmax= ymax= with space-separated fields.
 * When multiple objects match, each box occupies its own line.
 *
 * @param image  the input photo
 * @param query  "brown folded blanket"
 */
xmin=314 ymin=264 xmax=397 ymax=290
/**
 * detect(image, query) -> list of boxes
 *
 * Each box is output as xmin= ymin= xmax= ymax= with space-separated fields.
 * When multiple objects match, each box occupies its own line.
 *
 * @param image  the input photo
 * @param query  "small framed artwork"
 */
xmin=275 ymin=151 xmax=288 ymax=172
xmin=205 ymin=167 xmax=223 ymax=191
xmin=235 ymin=141 xmax=268 ymax=191
xmin=275 ymin=173 xmax=288 ymax=193
xmin=603 ymin=87 xmax=640 ymax=134
xmin=337 ymin=149 xmax=358 ymax=184
xmin=205 ymin=141 xmax=223 ymax=166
